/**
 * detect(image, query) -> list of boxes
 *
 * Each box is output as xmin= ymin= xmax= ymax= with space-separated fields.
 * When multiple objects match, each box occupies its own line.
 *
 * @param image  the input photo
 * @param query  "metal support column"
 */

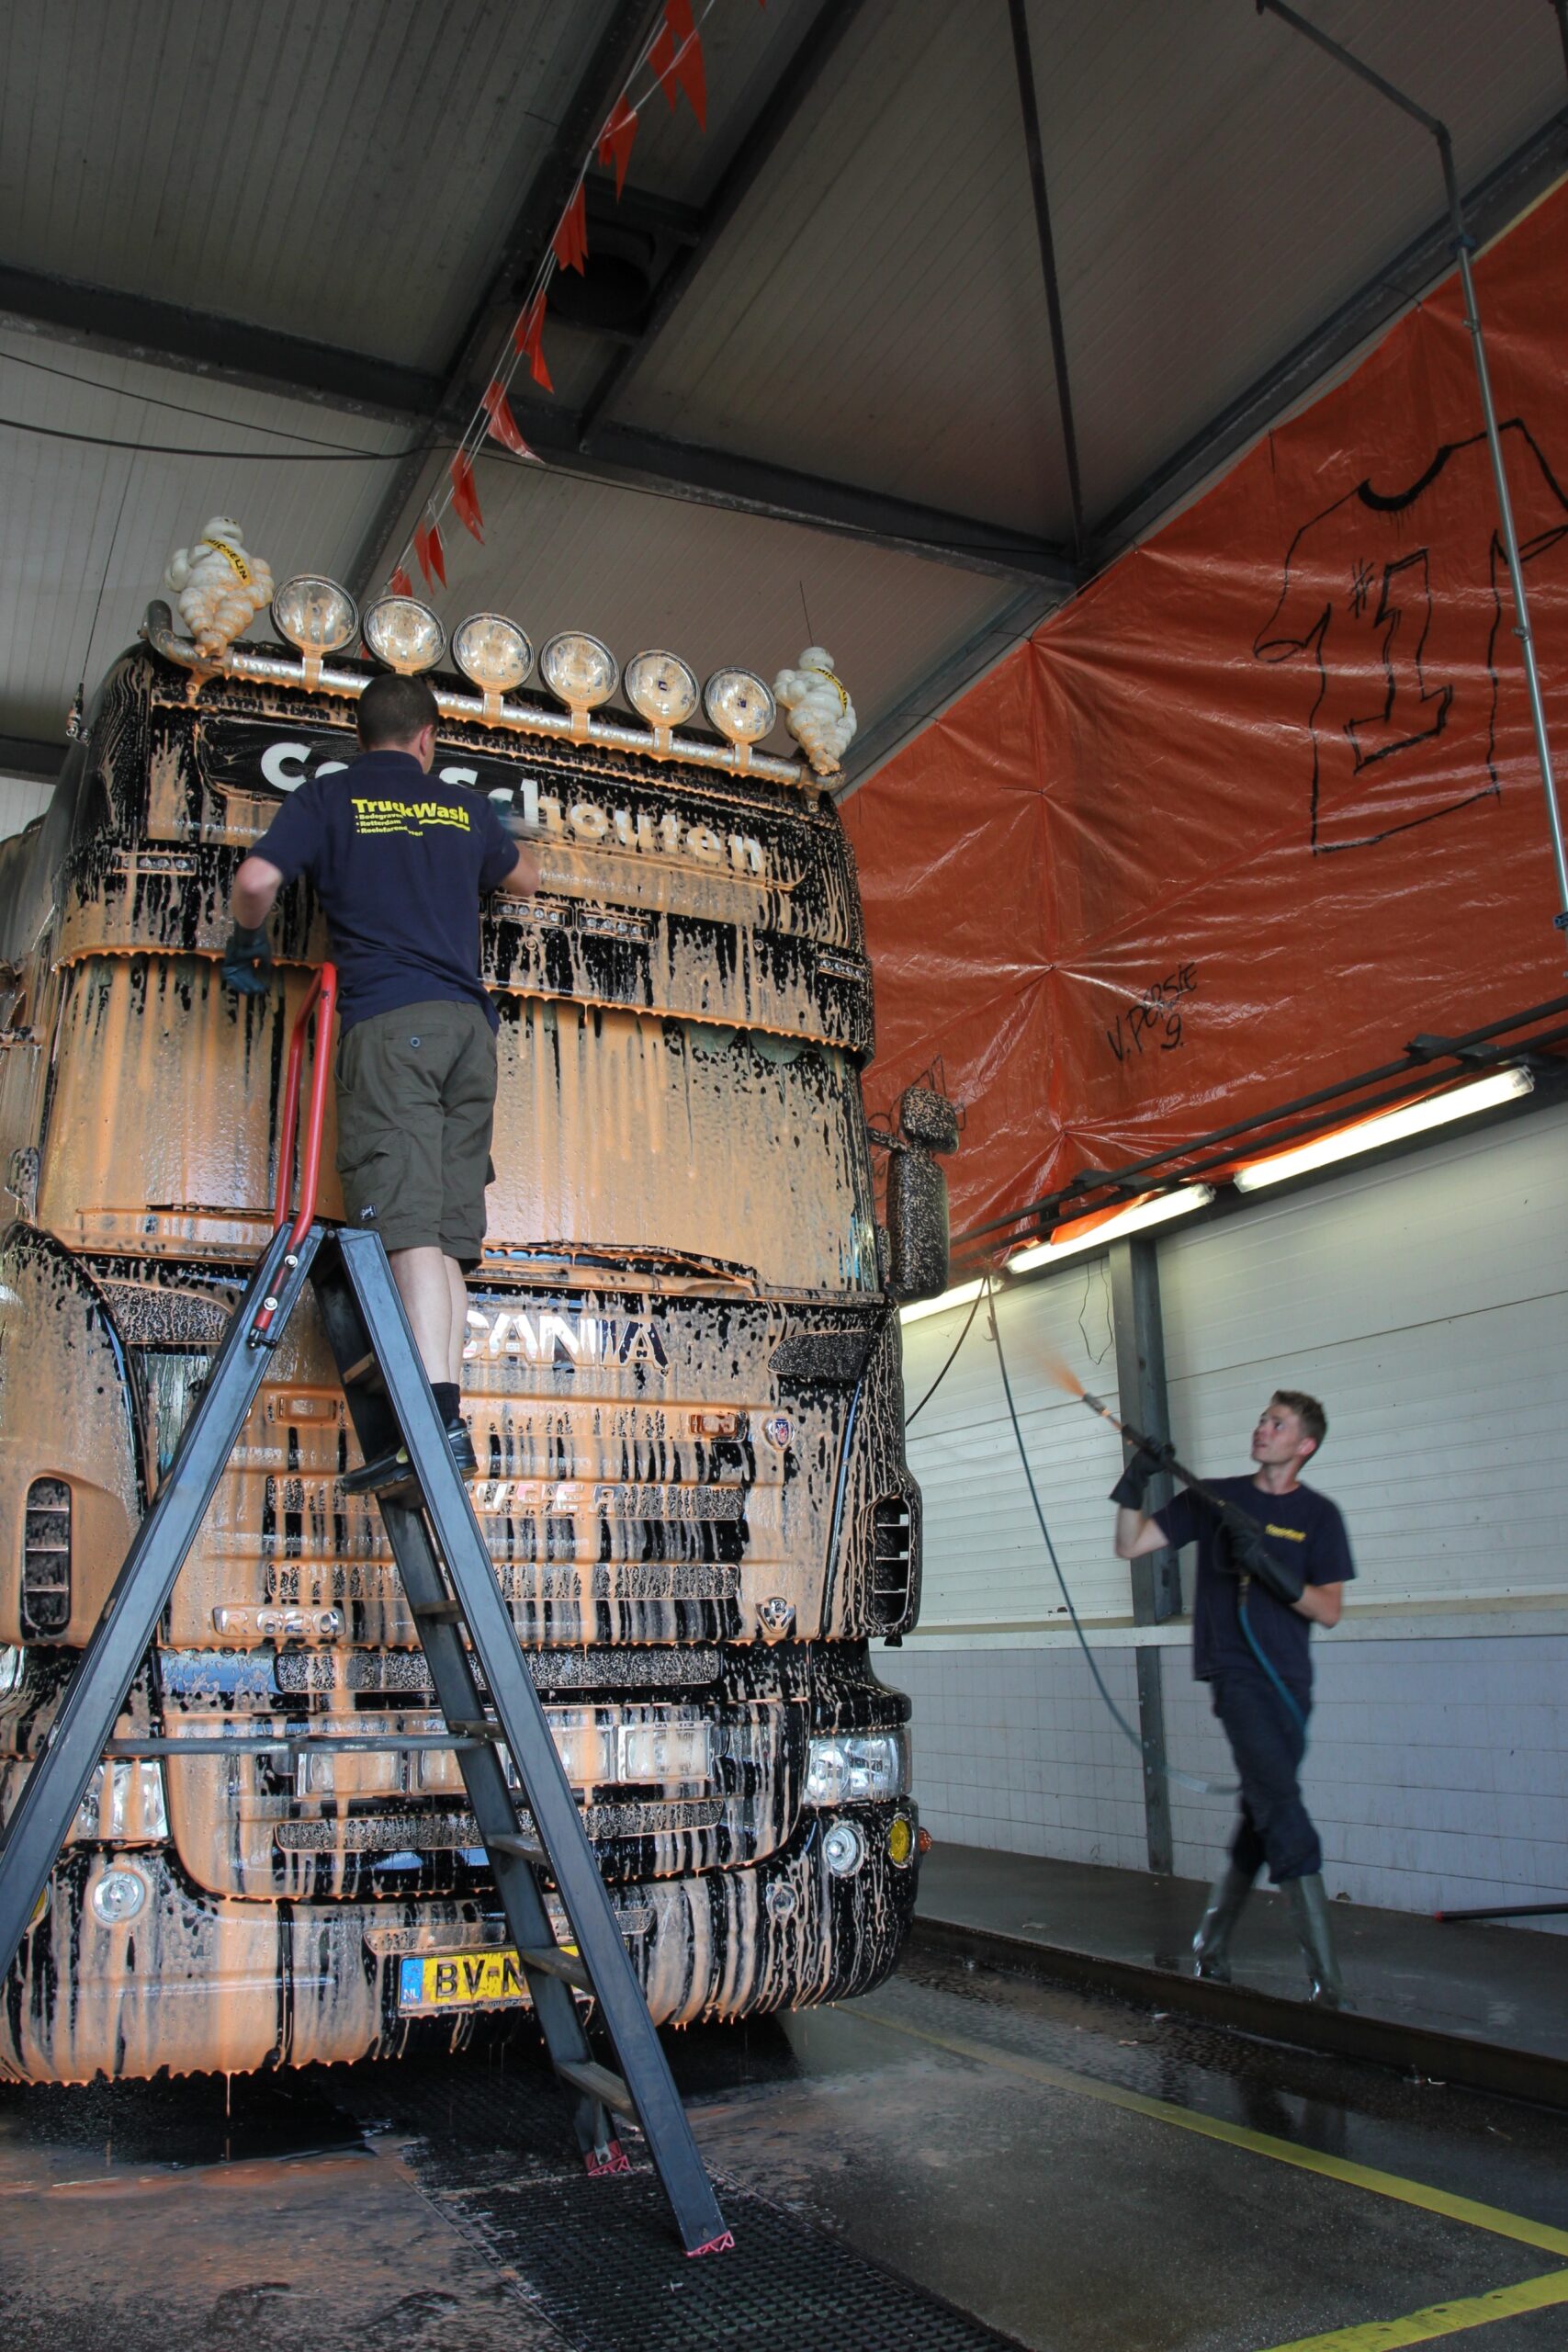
xmin=1109 ymin=1237 xmax=1179 ymax=1874
xmin=1259 ymin=0 xmax=1568 ymax=954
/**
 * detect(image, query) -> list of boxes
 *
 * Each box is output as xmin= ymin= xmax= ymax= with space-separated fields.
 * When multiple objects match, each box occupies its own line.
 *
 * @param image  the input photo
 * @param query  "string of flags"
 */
xmin=388 ymin=0 xmax=756 ymax=603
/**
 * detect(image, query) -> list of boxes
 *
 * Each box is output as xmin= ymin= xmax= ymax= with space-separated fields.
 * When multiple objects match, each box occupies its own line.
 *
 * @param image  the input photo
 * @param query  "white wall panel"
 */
xmin=902 ymin=1263 xmax=1134 ymax=1630
xmin=1159 ymin=1102 xmax=1568 ymax=1610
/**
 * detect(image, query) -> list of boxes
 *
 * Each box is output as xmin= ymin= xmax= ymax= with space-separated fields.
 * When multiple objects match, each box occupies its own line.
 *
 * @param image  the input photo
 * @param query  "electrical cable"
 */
xmin=905 ymin=1273 xmax=988 ymax=1428
xmin=0 ymin=413 xmax=435 ymax=461
xmin=986 ymin=1277 xmax=1236 ymax=1796
xmin=0 ymin=345 xmax=415 ymax=450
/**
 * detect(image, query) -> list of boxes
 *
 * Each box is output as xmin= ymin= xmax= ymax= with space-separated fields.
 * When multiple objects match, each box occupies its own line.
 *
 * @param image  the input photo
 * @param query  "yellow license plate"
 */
xmin=397 ymin=1945 xmax=575 ymax=2013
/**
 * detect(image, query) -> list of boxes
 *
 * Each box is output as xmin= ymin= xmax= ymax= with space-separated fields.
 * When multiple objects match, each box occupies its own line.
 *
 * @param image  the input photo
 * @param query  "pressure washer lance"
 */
xmin=1077 ymin=1385 xmax=1311 ymax=1736
xmin=1077 ymin=1389 xmax=1306 ymax=1612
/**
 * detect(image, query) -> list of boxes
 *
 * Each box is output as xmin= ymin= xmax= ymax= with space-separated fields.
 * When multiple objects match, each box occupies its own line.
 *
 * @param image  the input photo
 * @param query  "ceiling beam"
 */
xmin=0 ymin=261 xmax=443 ymax=425
xmin=576 ymin=0 xmax=874 ymax=444
xmin=1089 ymin=103 xmax=1568 ymax=561
xmin=498 ymin=399 xmax=1080 ymax=584
xmin=0 ymin=735 xmax=62 ymax=783
xmin=343 ymin=0 xmax=668 ymax=597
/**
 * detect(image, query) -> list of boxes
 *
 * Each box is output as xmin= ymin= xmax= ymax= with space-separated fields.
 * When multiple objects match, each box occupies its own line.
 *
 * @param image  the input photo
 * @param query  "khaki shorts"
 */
xmin=335 ymin=1000 xmax=497 ymax=1264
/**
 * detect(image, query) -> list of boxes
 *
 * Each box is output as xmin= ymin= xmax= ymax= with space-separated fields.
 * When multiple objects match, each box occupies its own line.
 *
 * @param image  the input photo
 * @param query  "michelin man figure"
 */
xmin=164 ymin=516 xmax=275 ymax=657
xmin=773 ymin=646 xmax=857 ymax=777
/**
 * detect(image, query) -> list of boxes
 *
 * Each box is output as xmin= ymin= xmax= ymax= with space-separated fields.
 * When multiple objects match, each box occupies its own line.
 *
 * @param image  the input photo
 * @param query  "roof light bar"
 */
xmin=1007 ymin=1184 xmax=1216 ymax=1274
xmin=897 ymin=1278 xmax=986 ymax=1328
xmin=1232 ymin=1068 xmax=1535 ymax=1192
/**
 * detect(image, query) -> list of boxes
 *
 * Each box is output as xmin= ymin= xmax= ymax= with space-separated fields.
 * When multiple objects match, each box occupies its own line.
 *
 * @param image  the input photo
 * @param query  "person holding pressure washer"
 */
xmin=1112 ymin=1392 xmax=1353 ymax=2007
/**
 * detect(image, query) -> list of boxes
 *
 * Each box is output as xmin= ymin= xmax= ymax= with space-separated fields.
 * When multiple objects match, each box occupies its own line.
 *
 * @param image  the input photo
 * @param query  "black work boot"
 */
xmin=1191 ymin=1862 xmax=1258 ymax=1983
xmin=445 ymin=1417 xmax=478 ymax=1478
xmin=1285 ymin=1873 xmax=1345 ymax=2008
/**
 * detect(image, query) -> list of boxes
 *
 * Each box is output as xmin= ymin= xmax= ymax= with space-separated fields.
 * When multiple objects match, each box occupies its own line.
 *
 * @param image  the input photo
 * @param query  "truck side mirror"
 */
xmin=886 ymin=1144 xmax=950 ymax=1302
xmin=897 ymin=1085 xmax=959 ymax=1155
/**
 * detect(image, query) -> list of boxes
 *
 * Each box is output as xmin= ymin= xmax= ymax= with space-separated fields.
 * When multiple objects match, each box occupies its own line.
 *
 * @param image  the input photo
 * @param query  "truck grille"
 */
xmin=20 ymin=1478 xmax=71 ymax=1637
xmin=869 ymin=1495 xmax=914 ymax=1628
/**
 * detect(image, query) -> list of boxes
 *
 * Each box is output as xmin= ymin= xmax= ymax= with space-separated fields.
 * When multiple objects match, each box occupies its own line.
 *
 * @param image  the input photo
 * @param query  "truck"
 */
xmin=0 ymin=582 xmax=955 ymax=2081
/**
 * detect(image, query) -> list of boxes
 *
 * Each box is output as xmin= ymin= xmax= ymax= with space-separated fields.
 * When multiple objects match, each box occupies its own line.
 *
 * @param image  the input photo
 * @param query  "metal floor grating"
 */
xmin=318 ymin=2048 xmax=1025 ymax=2352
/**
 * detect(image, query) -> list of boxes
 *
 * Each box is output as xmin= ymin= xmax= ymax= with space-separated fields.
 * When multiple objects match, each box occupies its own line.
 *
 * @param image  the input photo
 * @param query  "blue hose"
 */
xmin=1237 ymin=1585 xmax=1309 ymax=1741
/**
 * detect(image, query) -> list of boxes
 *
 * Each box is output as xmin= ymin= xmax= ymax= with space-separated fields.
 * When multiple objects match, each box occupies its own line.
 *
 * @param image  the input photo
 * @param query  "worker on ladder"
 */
xmin=220 ymin=672 xmax=539 ymax=1471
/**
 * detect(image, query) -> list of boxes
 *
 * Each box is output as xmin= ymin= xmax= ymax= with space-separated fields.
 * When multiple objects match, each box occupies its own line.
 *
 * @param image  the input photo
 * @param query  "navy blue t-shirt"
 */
xmin=1156 ymin=1476 xmax=1354 ymax=1693
xmin=254 ymin=749 xmax=518 ymax=1030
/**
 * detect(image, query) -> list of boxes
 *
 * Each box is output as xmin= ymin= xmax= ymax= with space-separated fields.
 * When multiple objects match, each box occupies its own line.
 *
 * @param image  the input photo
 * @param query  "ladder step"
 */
xmin=488 ymin=1833 xmax=547 ymax=1864
xmin=556 ymin=2059 xmax=637 ymax=2119
xmin=412 ymin=1598 xmax=465 ymax=1623
xmin=341 ymin=1351 xmax=384 ymax=1390
xmin=521 ymin=1944 xmax=592 ymax=1993
xmin=448 ymin=1718 xmax=498 ymax=1739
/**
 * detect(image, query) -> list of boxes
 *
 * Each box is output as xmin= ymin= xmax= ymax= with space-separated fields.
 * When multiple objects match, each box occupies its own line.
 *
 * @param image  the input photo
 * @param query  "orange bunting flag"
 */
xmin=597 ymin=92 xmax=638 ymax=198
xmin=513 ymin=292 xmax=552 ymax=393
xmin=413 ymin=517 xmax=446 ymax=590
xmin=482 ymin=380 xmax=536 ymax=460
xmin=552 ymin=181 xmax=588 ymax=273
xmin=657 ymin=0 xmax=706 ymax=130
xmin=389 ymin=564 xmax=413 ymax=597
xmin=450 ymin=449 xmax=484 ymax=543
xmin=650 ymin=17 xmax=677 ymax=106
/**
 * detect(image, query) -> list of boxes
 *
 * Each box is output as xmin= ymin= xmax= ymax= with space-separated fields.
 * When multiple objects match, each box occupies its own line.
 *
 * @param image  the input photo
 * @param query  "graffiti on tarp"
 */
xmin=1255 ymin=420 xmax=1568 ymax=854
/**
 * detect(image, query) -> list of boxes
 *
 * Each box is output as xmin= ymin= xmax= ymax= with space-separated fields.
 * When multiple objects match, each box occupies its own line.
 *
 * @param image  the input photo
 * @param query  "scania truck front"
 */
xmin=0 ymin=584 xmax=953 ymax=2080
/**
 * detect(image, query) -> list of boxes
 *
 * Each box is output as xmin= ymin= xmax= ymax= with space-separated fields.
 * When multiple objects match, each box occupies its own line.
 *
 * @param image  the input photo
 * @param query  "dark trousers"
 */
xmin=1211 ymin=1670 xmax=1322 ymax=1883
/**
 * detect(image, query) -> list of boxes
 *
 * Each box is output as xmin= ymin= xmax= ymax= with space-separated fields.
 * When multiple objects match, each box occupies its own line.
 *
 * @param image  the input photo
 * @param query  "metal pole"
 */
xmin=1109 ymin=1238 xmax=1178 ymax=1876
xmin=1258 ymin=0 xmax=1568 ymax=949
xmin=1006 ymin=0 xmax=1087 ymax=557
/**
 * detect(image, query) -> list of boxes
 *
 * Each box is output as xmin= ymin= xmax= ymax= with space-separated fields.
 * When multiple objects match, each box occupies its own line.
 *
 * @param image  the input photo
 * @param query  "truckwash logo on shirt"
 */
xmin=351 ymin=795 xmax=473 ymax=838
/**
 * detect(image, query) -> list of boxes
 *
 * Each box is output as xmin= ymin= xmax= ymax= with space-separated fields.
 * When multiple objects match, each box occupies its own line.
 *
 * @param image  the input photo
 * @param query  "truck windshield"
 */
xmin=487 ymin=1004 xmax=879 ymax=1296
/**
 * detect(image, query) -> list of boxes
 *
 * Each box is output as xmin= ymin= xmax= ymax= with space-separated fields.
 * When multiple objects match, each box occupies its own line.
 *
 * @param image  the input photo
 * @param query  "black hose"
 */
xmin=986 ymin=1279 xmax=1235 ymax=1797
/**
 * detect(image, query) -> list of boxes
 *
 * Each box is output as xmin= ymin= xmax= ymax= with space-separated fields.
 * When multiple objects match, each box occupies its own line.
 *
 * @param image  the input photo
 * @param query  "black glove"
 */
xmin=1213 ymin=1501 xmax=1305 ymax=1606
xmin=1109 ymin=1439 xmax=1173 ymax=1510
xmin=220 ymin=922 xmax=273 ymax=997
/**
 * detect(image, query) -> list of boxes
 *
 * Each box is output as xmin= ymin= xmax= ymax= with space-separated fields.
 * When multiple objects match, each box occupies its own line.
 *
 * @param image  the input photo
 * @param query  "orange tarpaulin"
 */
xmin=846 ymin=176 xmax=1568 ymax=1241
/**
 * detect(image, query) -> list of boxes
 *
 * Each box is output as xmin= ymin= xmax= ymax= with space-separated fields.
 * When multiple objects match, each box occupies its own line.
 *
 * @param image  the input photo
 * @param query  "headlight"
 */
xmin=804 ymin=1729 xmax=909 ymax=1806
xmin=364 ymin=594 xmax=446 ymax=674
xmin=272 ymin=574 xmax=358 ymax=660
xmin=453 ymin=612 xmax=534 ymax=699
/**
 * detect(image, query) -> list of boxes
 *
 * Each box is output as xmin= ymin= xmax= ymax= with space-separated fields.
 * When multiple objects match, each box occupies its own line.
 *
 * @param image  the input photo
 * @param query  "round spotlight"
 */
xmin=453 ymin=612 xmax=534 ymax=706
xmin=364 ymin=594 xmax=446 ymax=675
xmin=272 ymin=574 xmax=358 ymax=659
xmin=625 ymin=649 xmax=698 ymax=746
xmin=540 ymin=631 xmax=618 ymax=738
xmin=90 ymin=1864 xmax=150 ymax=1927
xmin=704 ymin=668 xmax=776 ymax=769
xmin=887 ymin=1814 xmax=915 ymax=1869
xmin=821 ymin=1822 xmax=863 ymax=1879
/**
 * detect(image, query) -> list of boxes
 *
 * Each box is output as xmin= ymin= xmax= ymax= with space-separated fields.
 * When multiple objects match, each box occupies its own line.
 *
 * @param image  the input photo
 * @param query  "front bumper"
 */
xmin=0 ymin=1808 xmax=919 ymax=2084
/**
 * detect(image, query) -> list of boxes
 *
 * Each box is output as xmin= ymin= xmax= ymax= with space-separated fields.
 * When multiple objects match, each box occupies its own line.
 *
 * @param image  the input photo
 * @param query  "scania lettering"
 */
xmin=0 ymin=589 xmax=952 ymax=2083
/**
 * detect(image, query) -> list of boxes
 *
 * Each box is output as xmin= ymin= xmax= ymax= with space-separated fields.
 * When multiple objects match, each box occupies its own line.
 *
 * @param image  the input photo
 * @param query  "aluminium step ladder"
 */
xmin=0 ymin=966 xmax=731 ymax=2257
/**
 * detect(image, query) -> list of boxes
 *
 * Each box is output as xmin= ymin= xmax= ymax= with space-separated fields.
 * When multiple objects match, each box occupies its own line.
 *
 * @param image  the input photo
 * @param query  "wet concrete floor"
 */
xmin=3 ymin=1942 xmax=1566 ymax=2352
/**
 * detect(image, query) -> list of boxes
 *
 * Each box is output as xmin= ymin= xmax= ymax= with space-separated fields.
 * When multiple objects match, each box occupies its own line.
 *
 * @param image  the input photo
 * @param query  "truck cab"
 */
xmin=0 ymin=591 xmax=953 ymax=2081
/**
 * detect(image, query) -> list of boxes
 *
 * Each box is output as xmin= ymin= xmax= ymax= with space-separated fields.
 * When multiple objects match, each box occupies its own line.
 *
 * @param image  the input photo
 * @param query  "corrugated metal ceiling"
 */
xmin=608 ymin=0 xmax=1565 ymax=540
xmin=0 ymin=328 xmax=409 ymax=738
xmin=0 ymin=0 xmax=1563 ymax=773
xmin=0 ymin=0 xmax=620 ymax=369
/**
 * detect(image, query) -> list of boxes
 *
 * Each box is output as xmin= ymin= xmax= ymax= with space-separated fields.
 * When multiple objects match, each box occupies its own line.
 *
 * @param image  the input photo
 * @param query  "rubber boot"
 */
xmin=1190 ymin=1862 xmax=1257 ymax=1984
xmin=1285 ymin=1873 xmax=1344 ymax=2009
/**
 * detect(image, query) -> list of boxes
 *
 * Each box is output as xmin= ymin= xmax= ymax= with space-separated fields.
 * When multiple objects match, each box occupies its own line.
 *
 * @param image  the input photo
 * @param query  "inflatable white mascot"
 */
xmin=773 ymin=646 xmax=857 ymax=777
xmin=164 ymin=516 xmax=275 ymax=657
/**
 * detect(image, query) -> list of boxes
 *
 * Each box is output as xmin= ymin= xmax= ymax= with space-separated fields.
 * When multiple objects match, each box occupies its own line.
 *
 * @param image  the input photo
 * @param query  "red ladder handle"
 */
xmin=273 ymin=961 xmax=338 ymax=1249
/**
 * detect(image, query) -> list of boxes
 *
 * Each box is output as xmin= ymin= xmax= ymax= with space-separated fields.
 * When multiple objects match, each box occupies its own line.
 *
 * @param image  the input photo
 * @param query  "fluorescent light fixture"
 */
xmin=898 ymin=1278 xmax=985 ymax=1327
xmin=1233 ymin=1068 xmax=1534 ymax=1193
xmin=1007 ymin=1184 xmax=1216 ymax=1274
